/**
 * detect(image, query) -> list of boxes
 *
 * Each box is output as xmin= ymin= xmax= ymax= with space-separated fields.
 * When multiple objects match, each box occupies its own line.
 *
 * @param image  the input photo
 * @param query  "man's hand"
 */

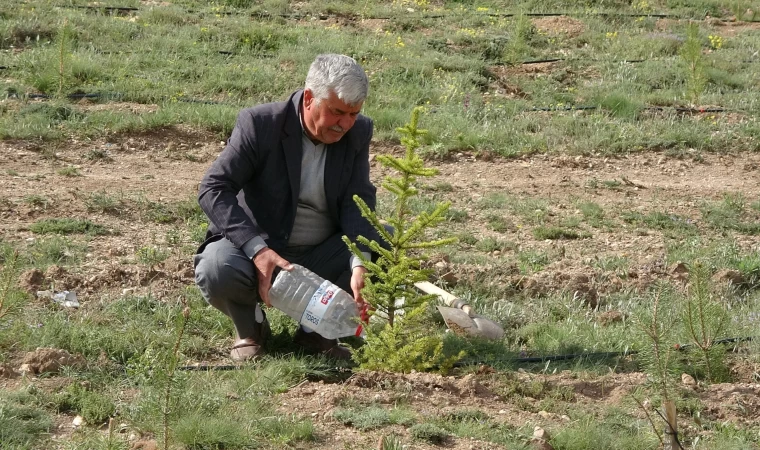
xmin=252 ymin=248 xmax=293 ymax=307
xmin=350 ymin=266 xmax=371 ymax=323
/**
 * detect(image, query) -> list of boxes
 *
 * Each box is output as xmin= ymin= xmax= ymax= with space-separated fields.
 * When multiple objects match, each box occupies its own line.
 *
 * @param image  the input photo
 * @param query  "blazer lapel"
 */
xmin=283 ymin=91 xmax=304 ymax=216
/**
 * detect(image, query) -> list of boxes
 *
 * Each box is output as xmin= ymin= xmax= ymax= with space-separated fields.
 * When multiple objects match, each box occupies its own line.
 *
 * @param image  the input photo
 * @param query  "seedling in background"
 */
xmin=680 ymin=23 xmax=707 ymax=105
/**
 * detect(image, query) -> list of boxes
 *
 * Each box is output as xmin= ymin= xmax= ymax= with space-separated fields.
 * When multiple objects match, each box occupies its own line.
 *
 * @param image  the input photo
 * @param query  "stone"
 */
xmin=681 ymin=373 xmax=697 ymax=388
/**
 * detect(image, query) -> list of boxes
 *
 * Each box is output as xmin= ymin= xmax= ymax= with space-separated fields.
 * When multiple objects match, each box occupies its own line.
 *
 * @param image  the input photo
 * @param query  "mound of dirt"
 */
xmin=20 ymin=348 xmax=86 ymax=375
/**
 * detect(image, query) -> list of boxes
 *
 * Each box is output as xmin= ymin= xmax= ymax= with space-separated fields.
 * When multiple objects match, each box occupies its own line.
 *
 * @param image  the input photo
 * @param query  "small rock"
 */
xmin=538 ymin=410 xmax=553 ymax=419
xmin=131 ymin=439 xmax=158 ymax=450
xmin=531 ymin=426 xmax=554 ymax=450
xmin=681 ymin=373 xmax=697 ymax=388
xmin=533 ymin=426 xmax=549 ymax=440
xmin=72 ymin=415 xmax=85 ymax=427
xmin=18 ymin=364 xmax=33 ymax=376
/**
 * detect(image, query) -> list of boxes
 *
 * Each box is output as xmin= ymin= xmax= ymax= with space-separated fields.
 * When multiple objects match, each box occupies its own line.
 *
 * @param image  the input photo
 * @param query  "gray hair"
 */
xmin=305 ymin=54 xmax=369 ymax=106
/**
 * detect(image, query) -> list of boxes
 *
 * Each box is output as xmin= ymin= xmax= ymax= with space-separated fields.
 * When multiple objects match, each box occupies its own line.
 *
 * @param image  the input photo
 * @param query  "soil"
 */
xmin=2 ymin=125 xmax=760 ymax=447
xmin=531 ymin=16 xmax=586 ymax=37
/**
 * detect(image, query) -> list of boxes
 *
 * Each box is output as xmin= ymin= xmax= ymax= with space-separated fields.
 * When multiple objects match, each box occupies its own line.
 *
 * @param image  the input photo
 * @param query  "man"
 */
xmin=194 ymin=54 xmax=377 ymax=361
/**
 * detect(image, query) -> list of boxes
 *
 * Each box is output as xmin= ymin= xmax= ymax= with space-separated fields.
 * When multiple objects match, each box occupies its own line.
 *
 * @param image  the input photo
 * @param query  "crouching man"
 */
xmin=194 ymin=54 xmax=377 ymax=361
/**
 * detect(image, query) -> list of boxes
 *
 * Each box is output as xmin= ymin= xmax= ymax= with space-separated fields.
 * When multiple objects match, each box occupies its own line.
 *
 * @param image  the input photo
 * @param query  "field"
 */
xmin=1 ymin=0 xmax=760 ymax=449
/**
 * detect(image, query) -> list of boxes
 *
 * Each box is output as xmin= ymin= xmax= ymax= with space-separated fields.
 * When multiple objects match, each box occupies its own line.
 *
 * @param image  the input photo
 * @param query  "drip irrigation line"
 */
xmin=177 ymin=336 xmax=756 ymax=372
xmin=26 ymin=92 xmax=110 ymax=100
xmin=54 ymin=3 xmax=698 ymax=21
xmin=68 ymin=5 xmax=138 ymax=12
xmin=14 ymin=91 xmax=243 ymax=106
xmin=15 ymin=91 xmax=737 ymax=115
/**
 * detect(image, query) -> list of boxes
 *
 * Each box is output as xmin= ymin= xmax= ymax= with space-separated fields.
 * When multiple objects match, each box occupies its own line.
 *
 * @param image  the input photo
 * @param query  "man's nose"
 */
xmin=338 ymin=115 xmax=355 ymax=131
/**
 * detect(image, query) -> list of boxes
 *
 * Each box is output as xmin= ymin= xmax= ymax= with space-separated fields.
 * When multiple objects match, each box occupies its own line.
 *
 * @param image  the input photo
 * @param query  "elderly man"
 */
xmin=194 ymin=54 xmax=377 ymax=361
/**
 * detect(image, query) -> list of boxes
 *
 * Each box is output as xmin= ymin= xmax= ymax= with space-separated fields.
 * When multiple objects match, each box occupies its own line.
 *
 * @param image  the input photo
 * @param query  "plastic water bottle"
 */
xmin=269 ymin=264 xmax=364 ymax=340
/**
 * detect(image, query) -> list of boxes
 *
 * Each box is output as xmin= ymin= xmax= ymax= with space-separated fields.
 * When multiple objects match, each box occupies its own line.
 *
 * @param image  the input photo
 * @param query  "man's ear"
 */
xmin=303 ymin=89 xmax=314 ymax=108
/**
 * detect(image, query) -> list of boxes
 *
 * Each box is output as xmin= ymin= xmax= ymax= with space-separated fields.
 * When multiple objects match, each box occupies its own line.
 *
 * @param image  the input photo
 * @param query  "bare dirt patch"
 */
xmin=532 ymin=16 xmax=586 ymax=37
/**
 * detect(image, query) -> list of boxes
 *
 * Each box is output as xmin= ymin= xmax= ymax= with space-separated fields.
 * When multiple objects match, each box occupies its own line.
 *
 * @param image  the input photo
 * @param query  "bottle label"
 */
xmin=301 ymin=280 xmax=337 ymax=328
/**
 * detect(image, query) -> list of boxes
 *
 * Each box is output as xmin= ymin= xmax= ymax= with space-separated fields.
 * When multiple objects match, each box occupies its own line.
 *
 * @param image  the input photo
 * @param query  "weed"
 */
xmin=30 ymin=218 xmax=109 ymax=235
xmin=593 ymin=255 xmax=630 ymax=275
xmin=85 ymin=149 xmax=112 ymax=161
xmin=586 ymin=178 xmax=623 ymax=191
xmin=0 ymin=251 xmax=25 ymax=324
xmin=455 ymin=231 xmax=478 ymax=246
xmin=422 ymin=181 xmax=453 ymax=192
xmin=576 ymin=201 xmax=609 ymax=228
xmin=57 ymin=166 xmax=81 ymax=177
xmin=478 ymin=192 xmax=509 ymax=209
xmin=486 ymin=213 xmax=514 ymax=232
xmin=701 ymin=193 xmax=760 ymax=235
xmin=136 ymin=246 xmax=169 ymax=266
xmin=446 ymin=207 xmax=469 ymax=223
xmin=518 ymin=250 xmax=549 ymax=273
xmin=26 ymin=235 xmax=85 ymax=267
xmin=510 ymin=197 xmax=549 ymax=225
xmin=22 ymin=194 xmax=50 ymax=209
xmin=533 ymin=226 xmax=582 ymax=240
xmin=622 ymin=210 xmax=695 ymax=232
xmin=474 ymin=237 xmax=515 ymax=253
xmin=333 ymin=404 xmax=416 ymax=430
xmin=409 ymin=422 xmax=449 ymax=444
xmin=53 ymin=383 xmax=116 ymax=425
xmin=378 ymin=434 xmax=405 ymax=450
xmin=0 ymin=390 xmax=53 ymax=448
xmin=85 ymin=191 xmax=125 ymax=215
xmin=7 ymin=169 xmax=19 ymax=176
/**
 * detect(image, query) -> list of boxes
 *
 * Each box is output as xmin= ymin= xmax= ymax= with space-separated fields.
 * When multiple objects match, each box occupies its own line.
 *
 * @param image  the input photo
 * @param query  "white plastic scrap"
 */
xmin=37 ymin=290 xmax=80 ymax=308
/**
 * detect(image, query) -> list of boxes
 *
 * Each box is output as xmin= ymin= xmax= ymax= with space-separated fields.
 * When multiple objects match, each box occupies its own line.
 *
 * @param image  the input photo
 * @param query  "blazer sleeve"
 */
xmin=198 ymin=109 xmax=267 ymax=257
xmin=340 ymin=118 xmax=377 ymax=256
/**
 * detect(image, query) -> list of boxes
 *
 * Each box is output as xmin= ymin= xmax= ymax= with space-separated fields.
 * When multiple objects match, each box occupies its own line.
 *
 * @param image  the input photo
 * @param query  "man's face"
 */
xmin=303 ymin=89 xmax=363 ymax=144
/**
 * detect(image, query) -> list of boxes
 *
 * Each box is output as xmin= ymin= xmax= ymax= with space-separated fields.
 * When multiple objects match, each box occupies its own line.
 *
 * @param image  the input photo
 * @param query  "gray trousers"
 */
xmin=193 ymin=233 xmax=353 ymax=340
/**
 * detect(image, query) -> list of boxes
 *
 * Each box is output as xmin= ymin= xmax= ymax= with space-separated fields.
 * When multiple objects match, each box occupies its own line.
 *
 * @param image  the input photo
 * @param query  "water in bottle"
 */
xmin=269 ymin=264 xmax=364 ymax=340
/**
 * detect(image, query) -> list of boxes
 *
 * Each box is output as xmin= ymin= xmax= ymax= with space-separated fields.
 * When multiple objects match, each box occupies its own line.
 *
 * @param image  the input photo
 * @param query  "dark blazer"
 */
xmin=198 ymin=90 xmax=377 ymax=255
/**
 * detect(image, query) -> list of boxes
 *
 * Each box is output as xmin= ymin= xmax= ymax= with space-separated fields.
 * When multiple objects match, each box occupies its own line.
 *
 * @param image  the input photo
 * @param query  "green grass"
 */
xmin=532 ymin=226 xmax=583 ymax=240
xmin=1 ymin=2 xmax=757 ymax=154
xmin=57 ymin=166 xmax=81 ymax=177
xmin=29 ymin=218 xmax=109 ymax=236
xmin=333 ymin=404 xmax=416 ymax=431
xmin=0 ymin=389 xmax=54 ymax=449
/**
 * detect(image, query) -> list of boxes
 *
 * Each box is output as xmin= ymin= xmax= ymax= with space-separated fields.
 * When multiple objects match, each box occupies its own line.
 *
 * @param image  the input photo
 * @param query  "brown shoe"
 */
xmin=230 ymin=318 xmax=271 ymax=362
xmin=293 ymin=328 xmax=352 ymax=361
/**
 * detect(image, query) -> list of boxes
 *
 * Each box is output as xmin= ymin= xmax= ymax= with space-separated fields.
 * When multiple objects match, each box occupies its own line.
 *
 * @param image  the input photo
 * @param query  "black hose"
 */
xmin=177 ymin=336 xmax=755 ymax=371
xmin=54 ymin=4 xmax=696 ymax=21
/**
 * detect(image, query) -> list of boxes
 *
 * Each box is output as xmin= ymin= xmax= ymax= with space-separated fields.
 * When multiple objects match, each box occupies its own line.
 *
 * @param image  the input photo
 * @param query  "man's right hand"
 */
xmin=252 ymin=247 xmax=293 ymax=307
